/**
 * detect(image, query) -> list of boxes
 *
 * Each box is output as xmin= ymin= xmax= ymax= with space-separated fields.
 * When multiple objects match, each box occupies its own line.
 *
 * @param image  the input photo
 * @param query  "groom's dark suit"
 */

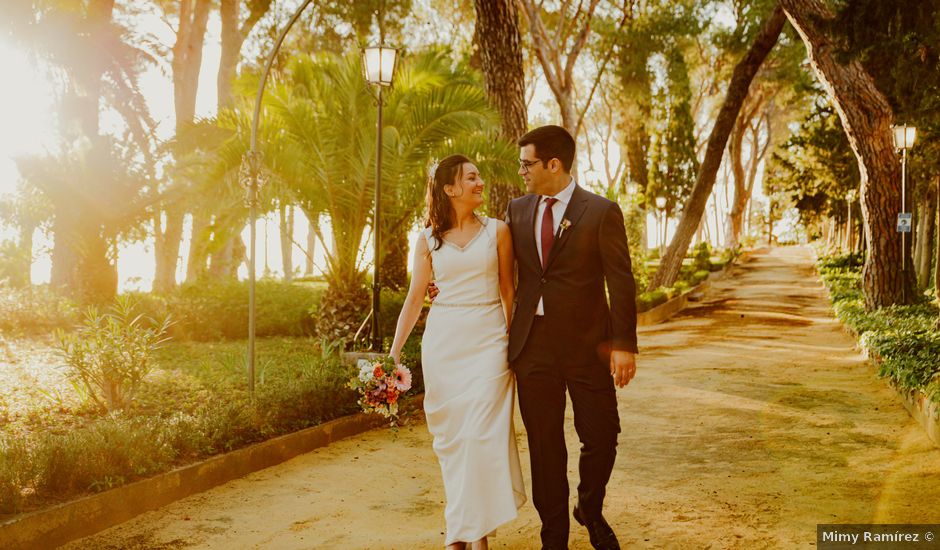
xmin=506 ymin=183 xmax=637 ymax=548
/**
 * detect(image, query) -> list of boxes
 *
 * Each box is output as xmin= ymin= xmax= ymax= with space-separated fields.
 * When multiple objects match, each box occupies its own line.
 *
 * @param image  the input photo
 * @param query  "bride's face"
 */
xmin=445 ymin=163 xmax=485 ymax=209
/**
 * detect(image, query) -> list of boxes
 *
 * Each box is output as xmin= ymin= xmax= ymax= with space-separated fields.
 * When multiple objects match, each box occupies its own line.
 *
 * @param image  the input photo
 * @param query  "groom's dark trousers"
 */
xmin=506 ymin=185 xmax=638 ymax=548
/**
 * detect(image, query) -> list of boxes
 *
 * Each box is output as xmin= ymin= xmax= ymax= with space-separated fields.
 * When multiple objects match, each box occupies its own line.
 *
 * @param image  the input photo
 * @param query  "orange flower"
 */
xmin=373 ymin=365 xmax=385 ymax=379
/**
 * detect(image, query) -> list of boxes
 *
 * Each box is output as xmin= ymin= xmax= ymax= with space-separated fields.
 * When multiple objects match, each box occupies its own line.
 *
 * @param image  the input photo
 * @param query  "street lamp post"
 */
xmin=892 ymin=124 xmax=917 ymax=269
xmin=362 ymin=45 xmax=398 ymax=352
xmin=892 ymin=123 xmax=916 ymax=304
xmin=242 ymin=0 xmax=332 ymax=400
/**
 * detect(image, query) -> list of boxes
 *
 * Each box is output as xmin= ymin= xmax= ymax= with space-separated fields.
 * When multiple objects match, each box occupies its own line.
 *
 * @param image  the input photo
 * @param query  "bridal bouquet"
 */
xmin=348 ymin=358 xmax=413 ymax=418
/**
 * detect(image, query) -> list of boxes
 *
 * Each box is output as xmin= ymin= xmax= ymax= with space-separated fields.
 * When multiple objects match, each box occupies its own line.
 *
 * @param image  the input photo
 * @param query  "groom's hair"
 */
xmin=518 ymin=125 xmax=575 ymax=173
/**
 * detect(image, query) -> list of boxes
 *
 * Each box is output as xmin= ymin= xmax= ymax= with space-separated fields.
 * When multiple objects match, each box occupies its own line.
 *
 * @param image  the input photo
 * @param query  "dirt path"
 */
xmin=67 ymin=246 xmax=940 ymax=549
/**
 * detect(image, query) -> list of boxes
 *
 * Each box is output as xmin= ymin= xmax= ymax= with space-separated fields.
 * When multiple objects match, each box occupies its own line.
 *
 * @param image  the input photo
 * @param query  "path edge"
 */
xmin=810 ymin=249 xmax=940 ymax=449
xmin=0 ymin=394 xmax=425 ymax=550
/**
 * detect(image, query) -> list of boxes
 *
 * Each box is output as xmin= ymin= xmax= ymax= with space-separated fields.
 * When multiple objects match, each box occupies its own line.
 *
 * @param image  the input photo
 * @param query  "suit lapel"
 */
xmin=521 ymin=194 xmax=541 ymax=267
xmin=543 ymin=185 xmax=589 ymax=273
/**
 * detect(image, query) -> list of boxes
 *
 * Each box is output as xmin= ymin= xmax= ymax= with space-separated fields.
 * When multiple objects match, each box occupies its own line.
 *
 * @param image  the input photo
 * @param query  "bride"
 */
xmin=390 ymin=154 xmax=526 ymax=549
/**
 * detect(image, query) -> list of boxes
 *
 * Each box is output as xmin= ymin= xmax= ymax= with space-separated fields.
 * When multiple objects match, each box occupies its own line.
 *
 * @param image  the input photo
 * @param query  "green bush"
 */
xmin=691 ymin=270 xmax=710 ymax=285
xmin=637 ymin=288 xmax=669 ymax=312
xmin=0 ymin=339 xmax=372 ymax=514
xmin=692 ymin=242 xmax=712 ymax=273
xmin=818 ymin=253 xmax=940 ymax=403
xmin=55 ymin=297 xmax=171 ymax=411
xmin=130 ymin=279 xmax=325 ymax=341
xmin=673 ymin=281 xmax=690 ymax=294
xmin=0 ymin=286 xmax=78 ymax=335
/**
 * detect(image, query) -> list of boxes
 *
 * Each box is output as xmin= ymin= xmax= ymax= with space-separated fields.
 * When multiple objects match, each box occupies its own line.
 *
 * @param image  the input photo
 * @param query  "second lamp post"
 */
xmin=362 ymin=45 xmax=398 ymax=352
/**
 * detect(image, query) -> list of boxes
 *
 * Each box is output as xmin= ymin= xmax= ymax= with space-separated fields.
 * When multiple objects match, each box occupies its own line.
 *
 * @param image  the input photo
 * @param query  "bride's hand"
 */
xmin=390 ymin=351 xmax=401 ymax=365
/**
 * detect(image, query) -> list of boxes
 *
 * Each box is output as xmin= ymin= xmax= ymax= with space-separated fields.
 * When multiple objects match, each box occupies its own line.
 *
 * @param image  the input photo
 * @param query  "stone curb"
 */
xmin=809 ymin=248 xmax=940 ymax=449
xmin=0 ymin=395 xmax=425 ymax=550
xmin=637 ymin=247 xmax=757 ymax=326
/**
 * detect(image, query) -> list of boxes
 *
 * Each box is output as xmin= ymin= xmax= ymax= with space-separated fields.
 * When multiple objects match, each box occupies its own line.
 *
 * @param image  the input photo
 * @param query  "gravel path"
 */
xmin=65 ymin=246 xmax=940 ymax=549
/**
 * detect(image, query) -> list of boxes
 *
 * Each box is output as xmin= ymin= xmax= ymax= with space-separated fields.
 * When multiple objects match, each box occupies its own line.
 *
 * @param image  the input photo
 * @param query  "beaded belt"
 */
xmin=432 ymin=299 xmax=500 ymax=308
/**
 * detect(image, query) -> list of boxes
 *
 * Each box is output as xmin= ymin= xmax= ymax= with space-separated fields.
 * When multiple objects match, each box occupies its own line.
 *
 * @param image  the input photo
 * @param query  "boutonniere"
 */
xmin=559 ymin=218 xmax=572 ymax=235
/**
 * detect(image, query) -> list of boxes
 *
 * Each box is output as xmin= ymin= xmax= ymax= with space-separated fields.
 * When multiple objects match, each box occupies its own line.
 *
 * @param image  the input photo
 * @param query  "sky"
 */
xmin=0 ymin=2 xmax=779 ymax=291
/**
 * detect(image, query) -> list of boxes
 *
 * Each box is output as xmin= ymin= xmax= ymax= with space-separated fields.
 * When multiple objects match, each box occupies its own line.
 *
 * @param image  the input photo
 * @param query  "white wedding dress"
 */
xmin=421 ymin=216 xmax=526 ymax=545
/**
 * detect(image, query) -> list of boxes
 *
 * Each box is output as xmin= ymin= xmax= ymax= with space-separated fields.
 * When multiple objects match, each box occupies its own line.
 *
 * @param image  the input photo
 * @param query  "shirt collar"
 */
xmin=544 ymin=178 xmax=577 ymax=205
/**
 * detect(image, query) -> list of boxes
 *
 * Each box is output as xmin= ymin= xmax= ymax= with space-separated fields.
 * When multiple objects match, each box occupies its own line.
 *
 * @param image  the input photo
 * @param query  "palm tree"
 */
xmin=198 ymin=48 xmax=518 ymax=344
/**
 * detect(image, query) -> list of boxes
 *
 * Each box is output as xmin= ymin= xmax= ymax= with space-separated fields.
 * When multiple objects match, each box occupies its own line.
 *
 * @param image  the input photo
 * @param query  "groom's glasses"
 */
xmin=519 ymin=158 xmax=542 ymax=174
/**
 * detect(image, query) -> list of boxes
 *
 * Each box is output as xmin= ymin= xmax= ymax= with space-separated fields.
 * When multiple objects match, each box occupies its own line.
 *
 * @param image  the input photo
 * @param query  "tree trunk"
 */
xmin=305 ymin=216 xmax=316 ymax=276
xmin=218 ymin=0 xmax=272 ymax=109
xmin=153 ymin=205 xmax=184 ymax=293
xmin=17 ymin=221 xmax=34 ymax=287
xmin=473 ymin=0 xmax=527 ymax=218
xmin=726 ymin=117 xmax=747 ymax=247
xmin=781 ymin=0 xmax=916 ymax=308
xmin=156 ymin=0 xmax=211 ymax=293
xmin=279 ymin=202 xmax=294 ymax=282
xmin=171 ymin=0 xmax=209 ymax=127
xmin=186 ymin=212 xmax=210 ymax=282
xmin=624 ymin=118 xmax=650 ymax=193
xmin=380 ymin=227 xmax=409 ymax=291
xmin=917 ymin=184 xmax=936 ymax=290
xmin=935 ymin=176 xmax=939 ymax=328
xmin=518 ymin=0 xmax=605 ymax=140
xmin=50 ymin=208 xmax=79 ymax=290
xmin=218 ymin=0 xmax=242 ymax=110
xmin=210 ymin=0 xmax=272 ymax=274
xmin=649 ymin=6 xmax=785 ymax=291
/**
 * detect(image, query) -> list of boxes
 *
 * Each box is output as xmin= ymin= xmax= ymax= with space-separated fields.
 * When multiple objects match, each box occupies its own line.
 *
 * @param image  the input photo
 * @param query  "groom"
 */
xmin=507 ymin=125 xmax=637 ymax=550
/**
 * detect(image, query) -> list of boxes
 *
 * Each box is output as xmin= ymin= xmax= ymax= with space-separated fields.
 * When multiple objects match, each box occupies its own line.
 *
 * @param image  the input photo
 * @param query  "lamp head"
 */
xmin=891 ymin=124 xmax=917 ymax=150
xmin=362 ymin=45 xmax=397 ymax=86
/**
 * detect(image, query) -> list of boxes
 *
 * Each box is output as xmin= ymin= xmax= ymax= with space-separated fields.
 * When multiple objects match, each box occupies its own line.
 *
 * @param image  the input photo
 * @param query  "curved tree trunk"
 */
xmin=917 ymin=184 xmax=936 ymax=289
xmin=473 ymin=0 xmax=527 ymax=218
xmin=649 ymin=6 xmax=786 ymax=291
xmin=780 ymin=0 xmax=916 ymax=308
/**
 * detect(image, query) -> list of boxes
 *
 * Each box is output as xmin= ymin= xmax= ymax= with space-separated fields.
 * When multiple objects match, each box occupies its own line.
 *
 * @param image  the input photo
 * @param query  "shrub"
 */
xmin=692 ymin=242 xmax=712 ymax=273
xmin=818 ymin=253 xmax=940 ymax=403
xmin=55 ymin=297 xmax=171 ymax=411
xmin=673 ymin=281 xmax=690 ymax=294
xmin=143 ymin=279 xmax=324 ymax=341
xmin=691 ymin=270 xmax=710 ymax=285
xmin=0 ymin=286 xmax=78 ymax=335
xmin=1 ymin=339 xmax=375 ymax=513
xmin=0 ymin=436 xmax=31 ymax=514
xmin=637 ymin=288 xmax=668 ymax=312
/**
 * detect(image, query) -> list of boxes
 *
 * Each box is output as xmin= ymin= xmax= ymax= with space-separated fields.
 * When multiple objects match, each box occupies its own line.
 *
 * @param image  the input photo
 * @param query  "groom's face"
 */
xmin=519 ymin=144 xmax=552 ymax=195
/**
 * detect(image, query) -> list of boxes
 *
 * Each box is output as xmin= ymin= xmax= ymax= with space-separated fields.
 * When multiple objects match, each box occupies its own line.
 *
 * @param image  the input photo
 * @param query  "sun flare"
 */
xmin=0 ymin=37 xmax=56 ymax=196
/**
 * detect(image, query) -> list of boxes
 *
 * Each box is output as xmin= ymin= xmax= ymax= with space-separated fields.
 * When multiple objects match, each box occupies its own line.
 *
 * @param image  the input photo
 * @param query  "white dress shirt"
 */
xmin=534 ymin=178 xmax=576 ymax=316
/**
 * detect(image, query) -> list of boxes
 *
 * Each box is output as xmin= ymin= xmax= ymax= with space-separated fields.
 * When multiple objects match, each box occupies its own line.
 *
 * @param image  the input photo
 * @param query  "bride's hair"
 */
xmin=425 ymin=154 xmax=472 ymax=253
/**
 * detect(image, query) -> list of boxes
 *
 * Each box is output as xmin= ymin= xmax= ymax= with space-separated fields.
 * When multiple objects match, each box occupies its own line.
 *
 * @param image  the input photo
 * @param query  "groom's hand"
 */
xmin=610 ymin=350 xmax=636 ymax=388
xmin=427 ymin=281 xmax=439 ymax=302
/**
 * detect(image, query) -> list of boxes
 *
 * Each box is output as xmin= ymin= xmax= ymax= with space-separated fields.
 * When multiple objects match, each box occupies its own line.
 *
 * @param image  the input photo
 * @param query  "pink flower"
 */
xmin=393 ymin=366 xmax=412 ymax=391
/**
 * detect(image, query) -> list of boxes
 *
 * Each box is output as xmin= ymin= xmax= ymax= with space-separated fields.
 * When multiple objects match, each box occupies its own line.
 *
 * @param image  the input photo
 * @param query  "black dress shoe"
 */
xmin=573 ymin=505 xmax=620 ymax=550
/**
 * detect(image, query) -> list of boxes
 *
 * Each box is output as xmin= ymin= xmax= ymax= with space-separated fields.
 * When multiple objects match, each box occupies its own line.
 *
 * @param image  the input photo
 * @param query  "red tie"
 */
xmin=541 ymin=197 xmax=558 ymax=269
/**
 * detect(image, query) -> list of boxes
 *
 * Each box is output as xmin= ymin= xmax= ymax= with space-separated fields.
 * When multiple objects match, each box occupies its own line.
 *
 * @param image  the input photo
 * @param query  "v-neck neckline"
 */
xmin=442 ymin=216 xmax=486 ymax=251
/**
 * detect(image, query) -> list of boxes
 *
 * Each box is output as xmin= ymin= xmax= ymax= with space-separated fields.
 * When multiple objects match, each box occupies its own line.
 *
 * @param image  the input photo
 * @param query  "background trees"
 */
xmin=0 ymin=0 xmax=935 ymax=324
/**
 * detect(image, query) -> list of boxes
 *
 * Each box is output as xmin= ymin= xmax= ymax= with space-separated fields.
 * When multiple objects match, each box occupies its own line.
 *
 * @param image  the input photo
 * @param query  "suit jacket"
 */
xmin=506 ymin=184 xmax=638 ymax=365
